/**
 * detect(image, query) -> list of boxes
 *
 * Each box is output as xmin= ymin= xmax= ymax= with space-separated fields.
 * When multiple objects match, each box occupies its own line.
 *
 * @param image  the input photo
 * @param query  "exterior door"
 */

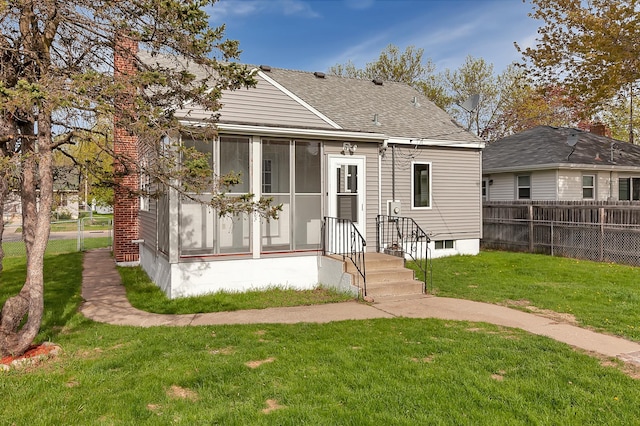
xmin=327 ymin=156 xmax=366 ymax=252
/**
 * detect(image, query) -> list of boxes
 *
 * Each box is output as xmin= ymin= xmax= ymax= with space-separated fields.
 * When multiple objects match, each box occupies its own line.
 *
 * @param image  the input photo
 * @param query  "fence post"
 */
xmin=599 ymin=207 xmax=605 ymax=261
xmin=77 ymin=218 xmax=82 ymax=252
xmin=528 ymin=204 xmax=534 ymax=253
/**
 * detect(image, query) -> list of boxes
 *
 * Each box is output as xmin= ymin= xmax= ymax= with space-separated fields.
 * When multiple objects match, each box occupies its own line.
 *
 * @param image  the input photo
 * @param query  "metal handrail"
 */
xmin=321 ymin=216 xmax=367 ymax=296
xmin=376 ymin=215 xmax=432 ymax=293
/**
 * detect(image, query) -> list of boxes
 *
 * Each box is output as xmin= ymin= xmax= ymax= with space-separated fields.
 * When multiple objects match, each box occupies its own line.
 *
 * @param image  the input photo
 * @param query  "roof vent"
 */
xmin=259 ymin=65 xmax=271 ymax=72
xmin=314 ymin=71 xmax=326 ymax=79
xmin=372 ymin=78 xmax=383 ymax=86
xmin=412 ymin=96 xmax=420 ymax=107
xmin=373 ymin=113 xmax=381 ymax=126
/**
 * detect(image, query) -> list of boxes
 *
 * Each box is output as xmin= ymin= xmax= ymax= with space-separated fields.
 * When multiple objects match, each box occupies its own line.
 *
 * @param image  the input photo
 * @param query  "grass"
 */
xmin=119 ymin=266 xmax=354 ymax=314
xmin=2 ymin=251 xmax=640 ymax=424
xmin=1 ymin=237 xmax=111 ymax=258
xmin=411 ymin=250 xmax=640 ymax=342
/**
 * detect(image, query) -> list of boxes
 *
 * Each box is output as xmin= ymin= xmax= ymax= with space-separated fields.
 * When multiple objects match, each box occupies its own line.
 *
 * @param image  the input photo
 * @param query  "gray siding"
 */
xmin=531 ymin=170 xmax=557 ymax=200
xmin=176 ymin=75 xmax=335 ymax=129
xmin=139 ymin=200 xmax=157 ymax=253
xmin=485 ymin=173 xmax=514 ymax=201
xmin=381 ymin=145 xmax=482 ymax=239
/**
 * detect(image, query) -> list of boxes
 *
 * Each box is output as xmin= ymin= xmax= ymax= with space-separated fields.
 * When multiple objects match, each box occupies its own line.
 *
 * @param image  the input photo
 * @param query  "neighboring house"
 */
xmin=114 ymin=51 xmax=484 ymax=298
xmin=52 ymin=166 xmax=80 ymax=220
xmin=483 ymin=126 xmax=640 ymax=202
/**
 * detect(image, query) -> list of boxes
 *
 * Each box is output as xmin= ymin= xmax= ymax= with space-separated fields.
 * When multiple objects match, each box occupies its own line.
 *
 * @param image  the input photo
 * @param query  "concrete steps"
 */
xmin=335 ymin=252 xmax=425 ymax=297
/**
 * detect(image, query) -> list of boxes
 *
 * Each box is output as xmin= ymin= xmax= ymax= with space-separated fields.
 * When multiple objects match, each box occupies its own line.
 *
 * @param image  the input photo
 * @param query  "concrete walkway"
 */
xmin=80 ymin=248 xmax=640 ymax=365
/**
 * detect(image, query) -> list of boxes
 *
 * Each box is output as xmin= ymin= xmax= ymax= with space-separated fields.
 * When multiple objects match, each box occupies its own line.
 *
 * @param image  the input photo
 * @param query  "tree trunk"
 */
xmin=0 ymin=175 xmax=6 ymax=273
xmin=0 ymin=112 xmax=53 ymax=357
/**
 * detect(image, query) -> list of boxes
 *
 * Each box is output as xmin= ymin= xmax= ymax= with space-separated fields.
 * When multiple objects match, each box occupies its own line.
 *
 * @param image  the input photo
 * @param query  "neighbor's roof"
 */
xmin=483 ymin=126 xmax=640 ymax=172
xmin=137 ymin=52 xmax=479 ymax=144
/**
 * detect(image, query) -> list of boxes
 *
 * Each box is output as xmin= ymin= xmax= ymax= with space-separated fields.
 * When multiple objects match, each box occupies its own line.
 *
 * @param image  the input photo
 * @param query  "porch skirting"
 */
xmin=139 ymin=246 xmax=320 ymax=299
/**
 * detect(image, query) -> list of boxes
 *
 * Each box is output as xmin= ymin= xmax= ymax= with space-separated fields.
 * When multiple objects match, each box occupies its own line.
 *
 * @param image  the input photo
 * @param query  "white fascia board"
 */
xmin=387 ymin=137 xmax=484 ymax=149
xmin=484 ymin=163 xmax=640 ymax=174
xmin=256 ymin=70 xmax=342 ymax=130
xmin=214 ymin=123 xmax=386 ymax=142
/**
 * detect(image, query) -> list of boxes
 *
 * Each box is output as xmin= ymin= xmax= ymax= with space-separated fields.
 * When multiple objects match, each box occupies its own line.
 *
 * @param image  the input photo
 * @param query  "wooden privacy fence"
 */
xmin=482 ymin=201 xmax=640 ymax=266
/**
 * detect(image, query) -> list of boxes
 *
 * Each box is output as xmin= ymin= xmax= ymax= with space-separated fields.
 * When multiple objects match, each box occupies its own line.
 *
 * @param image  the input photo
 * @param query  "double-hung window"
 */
xmin=582 ymin=175 xmax=595 ymax=199
xmin=517 ymin=175 xmax=531 ymax=200
xmin=619 ymin=177 xmax=640 ymax=201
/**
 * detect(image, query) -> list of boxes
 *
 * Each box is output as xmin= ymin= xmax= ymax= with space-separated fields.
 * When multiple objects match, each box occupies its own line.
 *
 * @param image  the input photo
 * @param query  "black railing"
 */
xmin=376 ymin=215 xmax=432 ymax=293
xmin=321 ymin=217 xmax=367 ymax=296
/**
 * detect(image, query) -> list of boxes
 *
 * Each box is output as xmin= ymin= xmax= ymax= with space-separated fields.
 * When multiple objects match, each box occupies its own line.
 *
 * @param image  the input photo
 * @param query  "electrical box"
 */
xmin=387 ymin=201 xmax=401 ymax=217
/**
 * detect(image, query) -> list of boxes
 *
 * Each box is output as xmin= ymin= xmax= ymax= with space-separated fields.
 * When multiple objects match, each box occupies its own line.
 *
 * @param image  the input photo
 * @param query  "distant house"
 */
xmin=482 ymin=126 xmax=640 ymax=202
xmin=113 ymin=53 xmax=484 ymax=298
xmin=52 ymin=166 xmax=80 ymax=219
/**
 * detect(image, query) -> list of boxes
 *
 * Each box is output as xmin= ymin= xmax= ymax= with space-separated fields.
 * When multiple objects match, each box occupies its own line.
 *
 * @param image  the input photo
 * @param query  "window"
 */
xmin=619 ymin=177 xmax=640 ymax=201
xmin=517 ymin=175 xmax=531 ymax=200
xmin=582 ymin=175 xmax=595 ymax=199
xmin=412 ymin=162 xmax=431 ymax=208
xmin=435 ymin=240 xmax=454 ymax=250
xmin=179 ymin=136 xmax=250 ymax=256
xmin=482 ymin=179 xmax=490 ymax=201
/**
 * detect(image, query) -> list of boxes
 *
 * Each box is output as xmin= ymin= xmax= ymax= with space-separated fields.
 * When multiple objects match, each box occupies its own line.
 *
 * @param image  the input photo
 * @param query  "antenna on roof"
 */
xmin=459 ymin=94 xmax=479 ymax=113
xmin=566 ymin=131 xmax=579 ymax=161
xmin=458 ymin=94 xmax=479 ymax=132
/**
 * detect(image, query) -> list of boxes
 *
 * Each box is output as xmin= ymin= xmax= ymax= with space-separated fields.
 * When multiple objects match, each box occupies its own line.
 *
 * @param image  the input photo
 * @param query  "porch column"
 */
xmin=252 ymin=135 xmax=261 ymax=259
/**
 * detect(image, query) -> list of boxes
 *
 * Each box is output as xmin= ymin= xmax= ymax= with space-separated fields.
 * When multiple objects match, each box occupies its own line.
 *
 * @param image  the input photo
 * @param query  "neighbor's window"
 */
xmin=619 ymin=177 xmax=640 ymax=201
xmin=412 ymin=162 xmax=431 ymax=208
xmin=582 ymin=175 xmax=595 ymax=199
xmin=517 ymin=175 xmax=531 ymax=200
xmin=435 ymin=240 xmax=454 ymax=250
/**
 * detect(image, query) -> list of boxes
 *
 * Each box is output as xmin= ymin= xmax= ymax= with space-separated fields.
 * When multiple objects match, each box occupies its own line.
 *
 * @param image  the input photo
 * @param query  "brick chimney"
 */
xmin=589 ymin=122 xmax=610 ymax=137
xmin=113 ymin=33 xmax=140 ymax=263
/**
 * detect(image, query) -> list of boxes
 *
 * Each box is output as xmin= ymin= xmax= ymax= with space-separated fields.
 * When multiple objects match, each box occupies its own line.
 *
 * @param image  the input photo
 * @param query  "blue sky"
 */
xmin=208 ymin=0 xmax=542 ymax=75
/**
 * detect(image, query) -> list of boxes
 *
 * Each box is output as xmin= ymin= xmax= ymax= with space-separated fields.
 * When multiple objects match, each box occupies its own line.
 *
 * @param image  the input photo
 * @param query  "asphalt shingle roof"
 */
xmin=483 ymin=126 xmax=640 ymax=171
xmin=137 ymin=52 xmax=479 ymax=143
xmin=263 ymin=68 xmax=479 ymax=142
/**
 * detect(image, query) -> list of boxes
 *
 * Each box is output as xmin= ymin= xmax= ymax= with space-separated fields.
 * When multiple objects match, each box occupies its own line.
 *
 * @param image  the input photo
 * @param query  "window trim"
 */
xmin=411 ymin=161 xmax=432 ymax=210
xmin=582 ymin=174 xmax=596 ymax=200
xmin=516 ymin=174 xmax=531 ymax=200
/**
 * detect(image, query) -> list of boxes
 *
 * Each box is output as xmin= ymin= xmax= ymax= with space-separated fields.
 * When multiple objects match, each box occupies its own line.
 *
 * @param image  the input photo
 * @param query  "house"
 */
xmin=483 ymin=126 xmax=640 ymax=202
xmin=52 ymin=165 xmax=81 ymax=220
xmin=113 ymin=49 xmax=484 ymax=298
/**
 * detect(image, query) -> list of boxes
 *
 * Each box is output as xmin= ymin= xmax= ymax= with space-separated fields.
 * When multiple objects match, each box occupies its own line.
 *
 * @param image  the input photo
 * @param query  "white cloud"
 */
xmin=210 ymin=0 xmax=320 ymax=20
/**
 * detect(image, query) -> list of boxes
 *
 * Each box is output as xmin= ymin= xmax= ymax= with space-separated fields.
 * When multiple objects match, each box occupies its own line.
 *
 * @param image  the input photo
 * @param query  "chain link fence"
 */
xmin=1 ymin=216 xmax=112 ymax=258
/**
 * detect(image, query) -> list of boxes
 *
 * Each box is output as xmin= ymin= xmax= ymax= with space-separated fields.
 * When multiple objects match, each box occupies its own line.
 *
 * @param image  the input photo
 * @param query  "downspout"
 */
xmin=392 ymin=144 xmax=396 ymax=202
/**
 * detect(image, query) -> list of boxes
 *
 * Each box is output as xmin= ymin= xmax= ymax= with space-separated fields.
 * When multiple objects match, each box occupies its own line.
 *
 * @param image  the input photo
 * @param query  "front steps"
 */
xmin=336 ymin=252 xmax=425 ymax=298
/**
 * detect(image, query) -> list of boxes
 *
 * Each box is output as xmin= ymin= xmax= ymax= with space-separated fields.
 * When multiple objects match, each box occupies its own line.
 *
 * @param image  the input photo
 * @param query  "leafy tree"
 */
xmin=0 ymin=0 xmax=278 ymax=357
xmin=517 ymin=0 xmax=640 ymax=142
xmin=488 ymin=82 xmax=585 ymax=140
xmin=329 ymin=44 xmax=452 ymax=110
xmin=444 ymin=56 xmax=500 ymax=137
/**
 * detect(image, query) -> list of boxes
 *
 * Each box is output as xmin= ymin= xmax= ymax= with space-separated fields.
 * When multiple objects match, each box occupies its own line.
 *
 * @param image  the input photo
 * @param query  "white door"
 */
xmin=327 ymin=156 xmax=366 ymax=253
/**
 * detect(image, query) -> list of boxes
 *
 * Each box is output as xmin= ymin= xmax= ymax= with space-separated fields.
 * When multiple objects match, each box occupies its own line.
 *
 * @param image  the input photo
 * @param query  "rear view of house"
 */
xmin=114 ymin=57 xmax=484 ymax=298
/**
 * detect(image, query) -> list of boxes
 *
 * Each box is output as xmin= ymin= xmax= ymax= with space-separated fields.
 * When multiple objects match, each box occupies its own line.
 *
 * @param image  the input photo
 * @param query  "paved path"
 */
xmin=80 ymin=248 xmax=640 ymax=365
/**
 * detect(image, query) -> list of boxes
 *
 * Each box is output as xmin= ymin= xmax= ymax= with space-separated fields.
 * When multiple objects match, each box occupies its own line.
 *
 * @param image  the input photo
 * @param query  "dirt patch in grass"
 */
xmin=166 ymin=385 xmax=199 ymax=401
xmin=504 ymin=299 xmax=578 ymax=325
xmin=245 ymin=357 xmax=275 ymax=369
xmin=491 ymin=371 xmax=506 ymax=381
xmin=262 ymin=399 xmax=285 ymax=414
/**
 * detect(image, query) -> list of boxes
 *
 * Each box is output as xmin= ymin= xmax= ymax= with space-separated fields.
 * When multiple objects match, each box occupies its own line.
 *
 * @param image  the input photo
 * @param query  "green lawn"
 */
xmin=119 ymin=266 xmax=354 ymax=314
xmin=413 ymin=250 xmax=640 ymax=342
xmin=1 ymin=251 xmax=640 ymax=424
